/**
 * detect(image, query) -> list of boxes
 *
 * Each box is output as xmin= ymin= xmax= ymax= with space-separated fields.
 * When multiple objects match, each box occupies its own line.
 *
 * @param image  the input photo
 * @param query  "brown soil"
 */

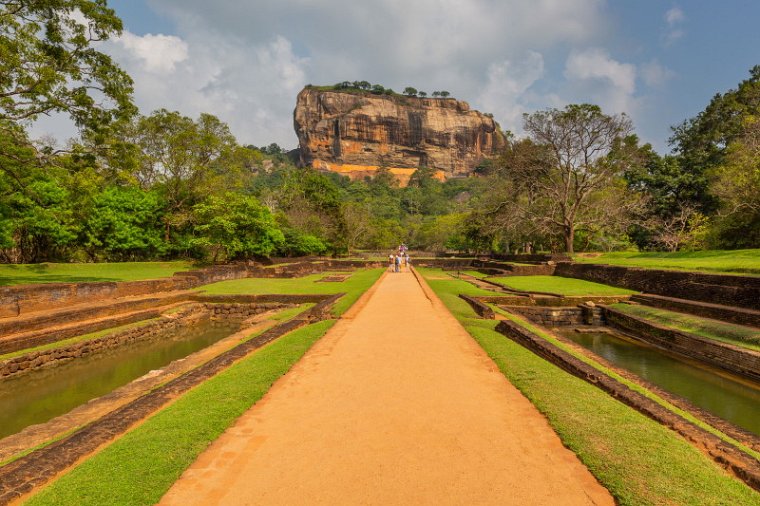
xmin=160 ymin=270 xmax=613 ymax=505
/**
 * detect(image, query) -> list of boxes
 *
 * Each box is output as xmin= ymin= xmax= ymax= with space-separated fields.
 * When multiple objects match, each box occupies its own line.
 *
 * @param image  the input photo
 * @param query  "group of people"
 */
xmin=389 ymin=244 xmax=411 ymax=273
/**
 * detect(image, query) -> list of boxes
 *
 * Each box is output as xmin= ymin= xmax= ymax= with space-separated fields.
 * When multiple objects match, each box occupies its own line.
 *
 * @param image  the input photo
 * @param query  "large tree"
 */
xmin=124 ymin=110 xmax=241 ymax=243
xmin=0 ymin=1 xmax=134 ymax=135
xmin=522 ymin=104 xmax=636 ymax=254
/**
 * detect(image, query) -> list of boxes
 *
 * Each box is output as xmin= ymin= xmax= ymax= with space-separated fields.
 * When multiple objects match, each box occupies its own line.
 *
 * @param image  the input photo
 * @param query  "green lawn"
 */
xmin=574 ymin=249 xmax=760 ymax=276
xmin=419 ymin=268 xmax=760 ymax=505
xmin=610 ymin=303 xmax=760 ymax=352
xmin=489 ymin=275 xmax=637 ymax=296
xmin=198 ymin=268 xmax=385 ymax=316
xmin=0 ymin=262 xmax=193 ymax=286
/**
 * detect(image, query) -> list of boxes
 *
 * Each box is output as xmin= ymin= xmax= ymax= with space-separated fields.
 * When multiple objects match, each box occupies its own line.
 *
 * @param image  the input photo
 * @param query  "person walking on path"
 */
xmin=388 ymin=253 xmax=395 ymax=272
xmin=394 ymin=254 xmax=401 ymax=273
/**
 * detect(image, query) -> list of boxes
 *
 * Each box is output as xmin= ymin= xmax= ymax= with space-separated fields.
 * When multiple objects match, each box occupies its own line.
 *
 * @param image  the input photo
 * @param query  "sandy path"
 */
xmin=160 ymin=270 xmax=613 ymax=505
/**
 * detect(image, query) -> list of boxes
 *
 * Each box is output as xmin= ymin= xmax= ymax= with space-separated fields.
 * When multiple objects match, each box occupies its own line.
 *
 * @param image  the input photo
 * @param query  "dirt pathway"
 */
xmin=160 ymin=270 xmax=613 ymax=505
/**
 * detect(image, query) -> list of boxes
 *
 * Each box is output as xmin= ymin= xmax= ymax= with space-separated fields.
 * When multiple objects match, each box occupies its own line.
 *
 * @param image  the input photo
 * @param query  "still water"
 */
xmin=560 ymin=330 xmax=760 ymax=436
xmin=0 ymin=320 xmax=240 ymax=439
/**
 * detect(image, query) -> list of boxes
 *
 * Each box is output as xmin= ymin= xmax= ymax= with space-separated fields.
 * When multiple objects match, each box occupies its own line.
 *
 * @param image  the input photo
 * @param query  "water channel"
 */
xmin=0 ymin=319 xmax=240 ymax=440
xmin=559 ymin=330 xmax=760 ymax=436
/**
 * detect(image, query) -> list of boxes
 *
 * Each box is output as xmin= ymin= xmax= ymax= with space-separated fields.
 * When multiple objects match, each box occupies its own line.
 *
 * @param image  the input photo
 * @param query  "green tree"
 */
xmin=191 ymin=193 xmax=284 ymax=262
xmin=403 ymin=87 xmax=418 ymax=97
xmin=670 ymin=65 xmax=760 ymax=184
xmin=128 ymin=110 xmax=240 ymax=244
xmin=522 ymin=104 xmax=637 ymax=254
xmin=0 ymin=1 xmax=135 ymax=138
xmin=708 ymin=118 xmax=760 ymax=247
xmin=84 ymin=186 xmax=165 ymax=260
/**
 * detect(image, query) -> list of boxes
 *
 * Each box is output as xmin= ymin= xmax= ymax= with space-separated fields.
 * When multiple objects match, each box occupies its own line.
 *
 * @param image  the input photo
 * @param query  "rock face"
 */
xmin=293 ymin=87 xmax=506 ymax=183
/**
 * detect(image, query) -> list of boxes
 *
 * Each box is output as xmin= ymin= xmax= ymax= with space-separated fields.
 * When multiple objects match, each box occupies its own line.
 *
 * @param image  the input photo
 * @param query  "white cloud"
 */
xmin=564 ymin=47 xmax=638 ymax=114
xmin=665 ymin=6 xmax=684 ymax=26
xmin=131 ymin=0 xmax=606 ymax=146
xmin=104 ymin=30 xmax=309 ymax=147
xmin=640 ymin=60 xmax=675 ymax=88
xmin=475 ymin=52 xmax=546 ymax=133
xmin=115 ymin=32 xmax=188 ymax=73
xmin=664 ymin=6 xmax=685 ymax=44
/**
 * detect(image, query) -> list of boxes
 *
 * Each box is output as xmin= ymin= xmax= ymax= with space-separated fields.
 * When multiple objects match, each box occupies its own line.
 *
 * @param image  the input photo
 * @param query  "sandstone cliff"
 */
xmin=293 ymin=87 xmax=506 ymax=183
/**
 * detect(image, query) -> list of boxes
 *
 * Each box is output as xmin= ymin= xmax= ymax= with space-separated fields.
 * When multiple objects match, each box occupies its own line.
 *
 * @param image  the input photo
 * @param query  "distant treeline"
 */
xmin=307 ymin=81 xmax=452 ymax=99
xmin=1 ymin=4 xmax=758 ymax=263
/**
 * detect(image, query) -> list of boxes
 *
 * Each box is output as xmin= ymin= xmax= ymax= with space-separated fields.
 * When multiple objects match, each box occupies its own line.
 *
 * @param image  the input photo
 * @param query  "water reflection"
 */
xmin=560 ymin=330 xmax=760 ymax=436
xmin=0 ymin=320 xmax=240 ymax=439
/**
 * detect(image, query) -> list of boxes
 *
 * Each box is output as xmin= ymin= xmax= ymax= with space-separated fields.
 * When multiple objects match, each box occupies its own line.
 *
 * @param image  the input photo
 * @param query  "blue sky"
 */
xmin=73 ymin=1 xmax=760 ymax=152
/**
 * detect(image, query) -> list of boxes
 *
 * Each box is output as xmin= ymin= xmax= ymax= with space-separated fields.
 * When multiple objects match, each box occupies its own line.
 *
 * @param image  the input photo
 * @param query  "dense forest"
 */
xmin=1 ymin=2 xmax=758 ymax=263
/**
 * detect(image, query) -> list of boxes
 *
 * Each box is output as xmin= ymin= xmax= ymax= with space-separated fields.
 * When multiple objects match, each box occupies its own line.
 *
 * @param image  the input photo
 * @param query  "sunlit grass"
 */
xmin=574 ymin=249 xmax=760 ymax=276
xmin=0 ymin=262 xmax=193 ymax=286
xmin=488 ymin=275 xmax=637 ymax=296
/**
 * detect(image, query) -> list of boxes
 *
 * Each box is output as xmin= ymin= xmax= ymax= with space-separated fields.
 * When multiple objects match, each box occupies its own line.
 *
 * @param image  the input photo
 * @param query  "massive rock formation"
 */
xmin=293 ymin=87 xmax=506 ymax=184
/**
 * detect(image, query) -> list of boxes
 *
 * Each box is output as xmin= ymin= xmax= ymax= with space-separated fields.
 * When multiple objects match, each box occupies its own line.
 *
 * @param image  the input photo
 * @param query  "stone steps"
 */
xmin=631 ymin=294 xmax=760 ymax=328
xmin=0 ymin=292 xmax=192 ymax=354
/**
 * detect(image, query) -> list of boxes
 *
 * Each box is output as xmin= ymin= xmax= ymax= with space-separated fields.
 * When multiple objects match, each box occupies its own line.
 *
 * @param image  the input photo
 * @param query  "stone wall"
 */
xmin=0 ymin=264 xmax=251 ymax=318
xmin=0 ymin=299 xmax=316 ymax=379
xmin=555 ymin=263 xmax=760 ymax=310
xmin=0 ymin=304 xmax=206 ymax=379
xmin=508 ymin=305 xmax=604 ymax=327
xmin=604 ymin=307 xmax=760 ymax=382
xmin=204 ymin=302 xmax=291 ymax=320
xmin=459 ymin=295 xmax=495 ymax=319
xmin=631 ymin=294 xmax=760 ymax=328
xmin=473 ymin=295 xmax=630 ymax=307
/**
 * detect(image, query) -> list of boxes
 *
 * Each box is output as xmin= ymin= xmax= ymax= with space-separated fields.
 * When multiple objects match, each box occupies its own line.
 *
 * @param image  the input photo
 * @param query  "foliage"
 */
xmin=84 ymin=186 xmax=165 ymax=260
xmin=190 ymin=192 xmax=284 ymax=261
xmin=0 ymin=0 xmax=135 ymax=132
xmin=520 ymin=104 xmax=638 ymax=254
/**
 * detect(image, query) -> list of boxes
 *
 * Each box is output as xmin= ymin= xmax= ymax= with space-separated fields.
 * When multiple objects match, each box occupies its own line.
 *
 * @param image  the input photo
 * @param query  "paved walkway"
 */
xmin=160 ymin=270 xmax=613 ymax=505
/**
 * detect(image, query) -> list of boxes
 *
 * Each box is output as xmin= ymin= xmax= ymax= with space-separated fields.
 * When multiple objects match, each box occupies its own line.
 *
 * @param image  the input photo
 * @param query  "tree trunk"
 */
xmin=564 ymin=225 xmax=575 ymax=255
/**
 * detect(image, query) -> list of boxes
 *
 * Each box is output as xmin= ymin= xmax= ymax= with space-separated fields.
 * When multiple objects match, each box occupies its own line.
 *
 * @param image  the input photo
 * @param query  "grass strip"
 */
xmin=24 ymin=319 xmax=336 ymax=506
xmin=198 ymin=268 xmax=384 ymax=316
xmin=0 ymin=319 xmax=161 ymax=361
xmin=573 ymin=249 xmax=760 ymax=276
xmin=0 ymin=262 xmax=193 ymax=286
xmin=610 ymin=303 xmax=760 ymax=351
xmin=418 ymin=268 xmax=760 ymax=505
xmin=488 ymin=275 xmax=638 ymax=296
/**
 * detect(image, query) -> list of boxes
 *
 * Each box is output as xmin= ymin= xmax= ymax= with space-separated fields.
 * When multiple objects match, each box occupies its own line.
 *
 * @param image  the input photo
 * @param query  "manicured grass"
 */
xmin=574 ymin=249 xmax=760 ymax=276
xmin=24 ymin=319 xmax=336 ymax=506
xmin=456 ymin=270 xmax=490 ymax=278
xmin=0 ymin=262 xmax=193 ymax=286
xmin=198 ymin=268 xmax=385 ymax=316
xmin=489 ymin=275 xmax=637 ymax=296
xmin=420 ymin=269 xmax=760 ymax=505
xmin=610 ymin=303 xmax=760 ymax=352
